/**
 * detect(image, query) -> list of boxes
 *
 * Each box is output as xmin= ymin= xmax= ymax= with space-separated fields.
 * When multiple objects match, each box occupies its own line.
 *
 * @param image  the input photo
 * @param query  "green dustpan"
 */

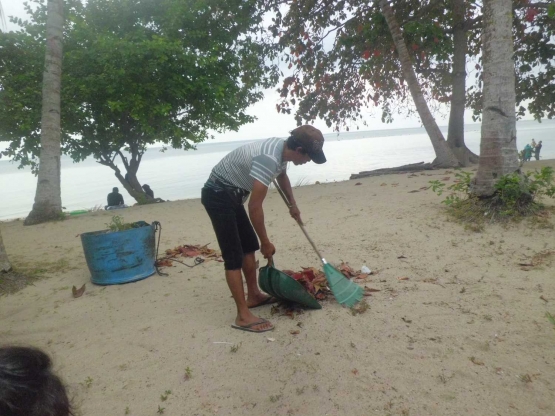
xmin=258 ymin=259 xmax=322 ymax=309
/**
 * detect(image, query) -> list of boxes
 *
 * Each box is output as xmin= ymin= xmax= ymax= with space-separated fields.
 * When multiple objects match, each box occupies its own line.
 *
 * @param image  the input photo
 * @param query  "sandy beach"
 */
xmin=1 ymin=160 xmax=554 ymax=416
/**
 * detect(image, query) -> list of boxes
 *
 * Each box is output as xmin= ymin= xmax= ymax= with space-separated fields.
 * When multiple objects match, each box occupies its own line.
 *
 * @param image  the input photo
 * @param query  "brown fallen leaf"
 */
xmin=470 ymin=356 xmax=484 ymax=366
xmin=398 ymin=277 xmax=409 ymax=281
xmin=289 ymin=330 xmax=300 ymax=335
xmin=380 ymin=183 xmax=387 ymax=186
xmin=351 ymin=368 xmax=359 ymax=375
xmin=72 ymin=284 xmax=86 ymax=298
xmin=364 ymin=286 xmax=381 ymax=293
xmin=408 ymin=190 xmax=420 ymax=193
xmin=397 ymin=255 xmax=407 ymax=259
xmin=540 ymin=295 xmax=548 ymax=303
xmin=355 ymin=182 xmax=362 ymax=186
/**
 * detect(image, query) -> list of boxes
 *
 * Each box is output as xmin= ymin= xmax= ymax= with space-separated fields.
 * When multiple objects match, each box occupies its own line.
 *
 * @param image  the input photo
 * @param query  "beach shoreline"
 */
xmin=1 ymin=159 xmax=554 ymax=416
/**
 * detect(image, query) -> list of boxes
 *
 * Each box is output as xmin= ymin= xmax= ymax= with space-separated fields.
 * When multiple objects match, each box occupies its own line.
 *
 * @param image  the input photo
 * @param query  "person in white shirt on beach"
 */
xmin=201 ymin=125 xmax=326 ymax=333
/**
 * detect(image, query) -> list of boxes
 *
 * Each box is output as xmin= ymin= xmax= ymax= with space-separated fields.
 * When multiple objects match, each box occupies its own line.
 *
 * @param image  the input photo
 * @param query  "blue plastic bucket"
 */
xmin=80 ymin=221 xmax=156 ymax=285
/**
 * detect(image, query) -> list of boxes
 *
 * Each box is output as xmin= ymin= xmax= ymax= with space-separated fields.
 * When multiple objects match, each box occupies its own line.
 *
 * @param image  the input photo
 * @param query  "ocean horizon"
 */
xmin=1 ymin=119 xmax=554 ymax=221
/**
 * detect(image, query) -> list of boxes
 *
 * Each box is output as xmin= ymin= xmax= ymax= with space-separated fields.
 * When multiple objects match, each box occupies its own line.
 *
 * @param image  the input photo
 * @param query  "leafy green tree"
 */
xmin=24 ymin=0 xmax=64 ymax=225
xmin=0 ymin=0 xmax=276 ymax=202
xmin=265 ymin=0 xmax=554 ymax=167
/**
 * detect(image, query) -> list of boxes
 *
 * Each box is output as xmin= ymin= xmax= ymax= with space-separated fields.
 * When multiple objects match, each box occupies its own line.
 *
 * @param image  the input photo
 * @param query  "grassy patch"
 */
xmin=0 ymin=271 xmax=36 ymax=296
xmin=430 ymin=167 xmax=555 ymax=230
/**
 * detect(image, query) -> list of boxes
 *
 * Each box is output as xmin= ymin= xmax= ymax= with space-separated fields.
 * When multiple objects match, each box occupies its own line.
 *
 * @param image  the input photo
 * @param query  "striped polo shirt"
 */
xmin=207 ymin=137 xmax=287 ymax=191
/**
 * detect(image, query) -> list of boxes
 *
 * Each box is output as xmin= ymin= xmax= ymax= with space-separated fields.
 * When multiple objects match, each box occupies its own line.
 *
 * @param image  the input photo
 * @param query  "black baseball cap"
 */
xmin=290 ymin=125 xmax=326 ymax=164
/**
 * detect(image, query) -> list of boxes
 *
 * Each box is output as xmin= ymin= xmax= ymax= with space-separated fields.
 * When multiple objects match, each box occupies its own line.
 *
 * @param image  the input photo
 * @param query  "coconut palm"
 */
xmin=0 ymin=1 xmax=12 ymax=272
xmin=24 ymin=0 xmax=64 ymax=225
xmin=472 ymin=0 xmax=520 ymax=196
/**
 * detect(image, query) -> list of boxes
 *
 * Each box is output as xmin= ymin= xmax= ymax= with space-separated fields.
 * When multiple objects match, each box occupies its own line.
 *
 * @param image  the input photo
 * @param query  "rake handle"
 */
xmin=272 ymin=179 xmax=325 ymax=262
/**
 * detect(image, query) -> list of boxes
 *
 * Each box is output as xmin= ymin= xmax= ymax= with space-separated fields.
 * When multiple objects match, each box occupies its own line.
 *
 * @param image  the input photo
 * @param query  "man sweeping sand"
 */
xmin=201 ymin=125 xmax=326 ymax=333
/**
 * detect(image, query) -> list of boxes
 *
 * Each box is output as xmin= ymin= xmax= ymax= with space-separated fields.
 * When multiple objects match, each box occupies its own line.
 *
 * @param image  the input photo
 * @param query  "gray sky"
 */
xmin=0 ymin=0 xmax=470 ymax=143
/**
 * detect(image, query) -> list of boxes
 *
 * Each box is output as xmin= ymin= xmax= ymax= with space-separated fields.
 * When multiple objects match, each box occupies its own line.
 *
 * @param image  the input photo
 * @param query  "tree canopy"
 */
xmin=266 ymin=0 xmax=554 ymax=130
xmin=0 ymin=0 xmax=277 ymax=200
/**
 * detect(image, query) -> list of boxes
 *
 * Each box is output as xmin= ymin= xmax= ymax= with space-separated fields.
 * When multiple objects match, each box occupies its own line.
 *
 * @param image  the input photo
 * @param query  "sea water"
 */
xmin=1 ymin=120 xmax=554 ymax=220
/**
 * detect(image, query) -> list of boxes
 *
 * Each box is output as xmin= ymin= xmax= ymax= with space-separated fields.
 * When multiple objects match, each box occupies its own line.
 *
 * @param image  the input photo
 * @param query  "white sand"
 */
xmin=1 ymin=160 xmax=554 ymax=416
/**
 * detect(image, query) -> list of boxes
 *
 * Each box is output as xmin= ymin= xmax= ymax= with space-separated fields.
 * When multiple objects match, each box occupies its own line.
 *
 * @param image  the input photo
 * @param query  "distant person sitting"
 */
xmin=0 ymin=346 xmax=74 ymax=416
xmin=141 ymin=184 xmax=165 ymax=203
xmin=105 ymin=187 xmax=127 ymax=210
xmin=142 ymin=184 xmax=154 ymax=198
xmin=534 ymin=141 xmax=542 ymax=161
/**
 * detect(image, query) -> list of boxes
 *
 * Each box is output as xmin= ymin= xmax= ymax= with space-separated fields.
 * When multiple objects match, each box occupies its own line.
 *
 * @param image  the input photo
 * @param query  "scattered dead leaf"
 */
xmin=401 ymin=317 xmax=412 ymax=323
xmin=351 ymin=368 xmax=359 ymax=375
xmin=470 ymin=357 xmax=484 ymax=366
xmin=540 ymin=295 xmax=548 ymax=303
xmin=441 ymin=177 xmax=451 ymax=181
xmin=355 ymin=182 xmax=362 ymax=186
xmin=397 ymin=255 xmax=407 ymax=259
xmin=408 ymin=190 xmax=420 ymax=193
xmin=289 ymin=330 xmax=300 ymax=335
xmin=72 ymin=284 xmax=86 ymax=298
xmin=398 ymin=277 xmax=409 ymax=281
xmin=380 ymin=183 xmax=387 ymax=186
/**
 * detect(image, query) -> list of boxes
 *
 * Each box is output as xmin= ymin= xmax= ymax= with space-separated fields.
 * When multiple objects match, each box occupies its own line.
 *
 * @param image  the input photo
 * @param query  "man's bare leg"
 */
xmin=225 ymin=268 xmax=273 ymax=330
xmin=242 ymin=252 xmax=273 ymax=307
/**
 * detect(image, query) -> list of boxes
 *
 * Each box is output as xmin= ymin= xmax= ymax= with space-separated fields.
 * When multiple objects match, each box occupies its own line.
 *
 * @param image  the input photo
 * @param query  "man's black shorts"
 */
xmin=201 ymin=186 xmax=260 ymax=270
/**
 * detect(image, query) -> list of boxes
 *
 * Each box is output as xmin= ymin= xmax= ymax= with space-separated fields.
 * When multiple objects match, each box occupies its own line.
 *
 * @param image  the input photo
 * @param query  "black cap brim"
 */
xmin=309 ymin=150 xmax=326 ymax=164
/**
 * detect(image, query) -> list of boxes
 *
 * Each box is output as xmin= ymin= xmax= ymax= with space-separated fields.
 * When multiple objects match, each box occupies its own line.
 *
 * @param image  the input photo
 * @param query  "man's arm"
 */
xmin=248 ymin=180 xmax=275 ymax=258
xmin=276 ymin=172 xmax=302 ymax=224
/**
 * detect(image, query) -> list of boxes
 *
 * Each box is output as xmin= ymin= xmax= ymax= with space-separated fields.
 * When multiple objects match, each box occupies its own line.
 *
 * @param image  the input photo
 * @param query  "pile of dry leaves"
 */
xmin=281 ymin=262 xmax=375 ymax=301
xmin=281 ymin=267 xmax=329 ymax=300
xmin=156 ymin=244 xmax=222 ymax=267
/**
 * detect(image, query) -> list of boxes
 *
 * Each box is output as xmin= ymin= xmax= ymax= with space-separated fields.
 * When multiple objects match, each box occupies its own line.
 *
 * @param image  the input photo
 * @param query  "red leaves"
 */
xmin=157 ymin=244 xmax=222 ymax=267
xmin=362 ymin=50 xmax=371 ymax=60
xmin=283 ymin=267 xmax=329 ymax=299
xmin=525 ymin=8 xmax=539 ymax=22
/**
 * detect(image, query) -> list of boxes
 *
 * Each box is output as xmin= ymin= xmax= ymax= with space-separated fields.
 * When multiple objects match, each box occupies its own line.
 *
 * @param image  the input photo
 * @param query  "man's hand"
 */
xmin=289 ymin=205 xmax=302 ymax=224
xmin=260 ymin=241 xmax=276 ymax=259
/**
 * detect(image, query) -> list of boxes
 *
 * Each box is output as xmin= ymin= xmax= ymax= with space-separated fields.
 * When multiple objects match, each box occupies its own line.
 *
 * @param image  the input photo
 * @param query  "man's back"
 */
xmin=107 ymin=192 xmax=124 ymax=206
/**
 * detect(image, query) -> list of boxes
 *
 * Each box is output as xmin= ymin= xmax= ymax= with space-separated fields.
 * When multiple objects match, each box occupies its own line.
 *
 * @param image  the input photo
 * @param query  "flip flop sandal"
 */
xmin=247 ymin=296 xmax=278 ymax=309
xmin=231 ymin=319 xmax=275 ymax=333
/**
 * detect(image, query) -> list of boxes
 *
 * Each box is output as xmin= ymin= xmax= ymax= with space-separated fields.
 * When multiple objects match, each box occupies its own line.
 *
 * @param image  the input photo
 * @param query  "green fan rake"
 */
xmin=272 ymin=180 xmax=364 ymax=308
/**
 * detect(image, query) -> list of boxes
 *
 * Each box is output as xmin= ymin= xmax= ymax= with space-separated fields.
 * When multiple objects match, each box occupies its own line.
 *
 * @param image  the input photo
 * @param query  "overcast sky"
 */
xmin=1 ymin=0 xmax=471 ymax=143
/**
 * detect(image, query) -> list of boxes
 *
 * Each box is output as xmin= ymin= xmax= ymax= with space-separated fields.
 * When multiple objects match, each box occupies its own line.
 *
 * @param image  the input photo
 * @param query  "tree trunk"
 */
xmin=98 ymin=153 xmax=152 ymax=203
xmin=379 ymin=0 xmax=460 ymax=168
xmin=0 ymin=229 xmax=11 ymax=272
xmin=447 ymin=0 xmax=479 ymax=166
xmin=472 ymin=0 xmax=519 ymax=197
xmin=24 ymin=0 xmax=64 ymax=226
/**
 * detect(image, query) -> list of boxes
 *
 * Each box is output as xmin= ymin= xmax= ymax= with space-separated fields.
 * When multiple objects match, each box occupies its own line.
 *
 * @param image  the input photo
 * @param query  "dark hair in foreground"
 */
xmin=0 ymin=346 xmax=73 ymax=416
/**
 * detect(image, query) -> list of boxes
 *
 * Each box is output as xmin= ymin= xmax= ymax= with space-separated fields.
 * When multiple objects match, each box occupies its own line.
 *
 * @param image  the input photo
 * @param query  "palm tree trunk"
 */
xmin=379 ymin=0 xmax=460 ymax=168
xmin=472 ymin=0 xmax=519 ymax=197
xmin=0 ymin=229 xmax=11 ymax=272
xmin=24 ymin=0 xmax=64 ymax=226
xmin=0 ymin=3 xmax=12 ymax=272
xmin=447 ymin=0 xmax=479 ymax=166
